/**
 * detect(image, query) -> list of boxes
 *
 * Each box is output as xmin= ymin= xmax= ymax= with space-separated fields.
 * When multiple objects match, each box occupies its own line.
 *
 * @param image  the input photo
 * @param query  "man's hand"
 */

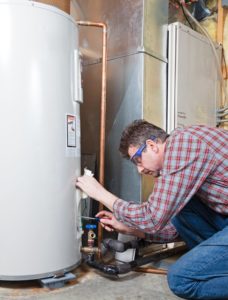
xmin=96 ymin=211 xmax=145 ymax=239
xmin=75 ymin=175 xmax=118 ymax=211
xmin=76 ymin=175 xmax=105 ymax=200
xmin=96 ymin=211 xmax=130 ymax=233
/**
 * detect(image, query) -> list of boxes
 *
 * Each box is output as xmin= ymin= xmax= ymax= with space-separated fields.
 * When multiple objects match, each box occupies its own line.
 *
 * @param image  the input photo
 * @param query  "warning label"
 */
xmin=67 ymin=114 xmax=76 ymax=148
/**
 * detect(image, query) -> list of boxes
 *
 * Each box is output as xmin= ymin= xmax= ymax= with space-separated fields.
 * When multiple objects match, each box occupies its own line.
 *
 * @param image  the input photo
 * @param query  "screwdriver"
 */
xmin=81 ymin=216 xmax=100 ymax=222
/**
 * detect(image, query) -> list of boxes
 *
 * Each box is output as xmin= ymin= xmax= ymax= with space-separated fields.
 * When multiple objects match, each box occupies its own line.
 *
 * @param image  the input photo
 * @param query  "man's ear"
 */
xmin=146 ymin=139 xmax=159 ymax=153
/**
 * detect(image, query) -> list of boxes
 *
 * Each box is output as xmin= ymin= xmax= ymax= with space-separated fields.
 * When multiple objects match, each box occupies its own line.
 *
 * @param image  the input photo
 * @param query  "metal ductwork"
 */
xmin=71 ymin=0 xmax=168 ymax=204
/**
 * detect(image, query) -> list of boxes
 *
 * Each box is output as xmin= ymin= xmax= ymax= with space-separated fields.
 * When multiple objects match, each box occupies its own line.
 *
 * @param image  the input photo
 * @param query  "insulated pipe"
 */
xmin=77 ymin=21 xmax=108 ymax=251
xmin=101 ymin=238 xmax=140 ymax=253
xmin=86 ymin=244 xmax=186 ymax=276
xmin=35 ymin=0 xmax=70 ymax=13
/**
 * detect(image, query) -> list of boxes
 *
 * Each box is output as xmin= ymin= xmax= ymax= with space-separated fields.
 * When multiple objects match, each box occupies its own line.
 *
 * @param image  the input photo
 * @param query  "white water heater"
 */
xmin=0 ymin=0 xmax=82 ymax=279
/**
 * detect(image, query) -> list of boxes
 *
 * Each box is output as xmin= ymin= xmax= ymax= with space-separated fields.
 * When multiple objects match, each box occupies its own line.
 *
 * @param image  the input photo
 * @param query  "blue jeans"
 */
xmin=167 ymin=196 xmax=228 ymax=300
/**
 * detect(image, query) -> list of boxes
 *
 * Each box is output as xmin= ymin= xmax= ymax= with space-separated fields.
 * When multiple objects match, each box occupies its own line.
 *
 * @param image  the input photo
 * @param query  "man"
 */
xmin=76 ymin=119 xmax=228 ymax=300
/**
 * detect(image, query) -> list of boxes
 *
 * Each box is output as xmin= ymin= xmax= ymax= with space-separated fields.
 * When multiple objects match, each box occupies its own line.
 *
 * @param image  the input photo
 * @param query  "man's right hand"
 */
xmin=76 ymin=175 xmax=118 ymax=211
xmin=96 ymin=210 xmax=129 ymax=233
xmin=96 ymin=210 xmax=145 ymax=239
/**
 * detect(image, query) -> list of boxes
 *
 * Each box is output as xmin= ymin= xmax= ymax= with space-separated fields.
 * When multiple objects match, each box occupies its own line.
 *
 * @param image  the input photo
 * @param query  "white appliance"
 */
xmin=168 ymin=22 xmax=221 ymax=133
xmin=0 ymin=0 xmax=82 ymax=280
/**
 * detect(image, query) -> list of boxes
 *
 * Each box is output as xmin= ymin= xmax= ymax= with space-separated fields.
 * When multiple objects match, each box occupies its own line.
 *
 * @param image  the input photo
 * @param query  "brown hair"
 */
xmin=119 ymin=119 xmax=169 ymax=159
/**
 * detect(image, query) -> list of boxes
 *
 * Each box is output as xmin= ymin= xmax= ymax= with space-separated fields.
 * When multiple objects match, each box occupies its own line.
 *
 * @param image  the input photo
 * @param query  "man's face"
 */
xmin=128 ymin=140 xmax=164 ymax=177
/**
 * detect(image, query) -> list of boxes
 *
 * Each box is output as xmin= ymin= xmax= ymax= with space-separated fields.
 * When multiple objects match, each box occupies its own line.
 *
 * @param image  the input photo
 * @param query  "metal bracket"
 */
xmin=39 ymin=272 xmax=76 ymax=289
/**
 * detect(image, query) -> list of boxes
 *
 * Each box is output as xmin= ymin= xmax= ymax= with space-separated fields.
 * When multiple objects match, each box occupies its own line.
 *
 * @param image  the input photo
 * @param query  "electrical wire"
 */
xmin=217 ymin=111 xmax=228 ymax=118
xmin=217 ymin=106 xmax=228 ymax=113
xmin=216 ymin=119 xmax=228 ymax=123
xmin=216 ymin=106 xmax=228 ymax=124
xmin=180 ymin=3 xmax=194 ymax=29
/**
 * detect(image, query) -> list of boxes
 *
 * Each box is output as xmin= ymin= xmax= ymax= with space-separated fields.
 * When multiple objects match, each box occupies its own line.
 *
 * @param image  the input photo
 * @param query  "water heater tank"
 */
xmin=0 ymin=0 xmax=82 ymax=280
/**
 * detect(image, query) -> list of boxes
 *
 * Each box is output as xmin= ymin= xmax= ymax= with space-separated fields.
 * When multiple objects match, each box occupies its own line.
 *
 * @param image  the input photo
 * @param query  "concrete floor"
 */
xmin=0 ymin=264 xmax=181 ymax=300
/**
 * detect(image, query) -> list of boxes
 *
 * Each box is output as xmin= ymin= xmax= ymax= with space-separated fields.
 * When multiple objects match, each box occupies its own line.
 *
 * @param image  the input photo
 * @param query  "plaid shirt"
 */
xmin=113 ymin=125 xmax=228 ymax=243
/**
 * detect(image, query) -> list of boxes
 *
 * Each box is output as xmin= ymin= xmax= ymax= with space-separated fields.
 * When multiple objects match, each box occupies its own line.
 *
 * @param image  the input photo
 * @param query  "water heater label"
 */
xmin=67 ymin=114 xmax=76 ymax=148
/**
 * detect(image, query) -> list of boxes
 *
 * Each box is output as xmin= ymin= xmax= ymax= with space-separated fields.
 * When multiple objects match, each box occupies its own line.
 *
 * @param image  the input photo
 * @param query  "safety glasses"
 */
xmin=130 ymin=135 xmax=157 ymax=165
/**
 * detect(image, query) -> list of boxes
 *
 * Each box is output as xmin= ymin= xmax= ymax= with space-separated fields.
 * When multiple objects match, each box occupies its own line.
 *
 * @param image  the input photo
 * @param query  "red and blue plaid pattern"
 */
xmin=113 ymin=125 xmax=228 ymax=242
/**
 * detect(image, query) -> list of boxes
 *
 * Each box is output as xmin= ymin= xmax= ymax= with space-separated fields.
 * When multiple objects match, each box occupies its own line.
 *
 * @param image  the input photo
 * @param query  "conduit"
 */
xmin=77 ymin=21 xmax=108 ymax=252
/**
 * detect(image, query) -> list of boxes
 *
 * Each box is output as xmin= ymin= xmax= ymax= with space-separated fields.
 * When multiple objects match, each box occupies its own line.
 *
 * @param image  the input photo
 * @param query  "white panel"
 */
xmin=0 ymin=1 xmax=81 ymax=279
xmin=167 ymin=22 xmax=221 ymax=133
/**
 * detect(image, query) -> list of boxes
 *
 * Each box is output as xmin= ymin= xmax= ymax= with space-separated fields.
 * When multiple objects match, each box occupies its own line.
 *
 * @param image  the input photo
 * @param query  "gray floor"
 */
xmin=0 ymin=264 xmax=181 ymax=300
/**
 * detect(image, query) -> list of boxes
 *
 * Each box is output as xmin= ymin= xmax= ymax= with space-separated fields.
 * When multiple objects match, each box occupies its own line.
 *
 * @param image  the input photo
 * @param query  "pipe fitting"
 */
xmin=81 ymin=247 xmax=101 ymax=255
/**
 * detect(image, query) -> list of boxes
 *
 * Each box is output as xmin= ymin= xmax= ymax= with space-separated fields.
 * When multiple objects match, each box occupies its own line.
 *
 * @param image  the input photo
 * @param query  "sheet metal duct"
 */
xmin=71 ymin=0 xmax=168 ymax=203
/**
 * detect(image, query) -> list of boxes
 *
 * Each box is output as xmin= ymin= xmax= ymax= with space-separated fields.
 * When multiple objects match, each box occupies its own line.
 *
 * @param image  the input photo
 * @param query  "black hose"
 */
xmin=85 ymin=244 xmax=186 ymax=276
xmin=86 ymin=258 xmax=132 ymax=275
xmin=101 ymin=238 xmax=141 ymax=254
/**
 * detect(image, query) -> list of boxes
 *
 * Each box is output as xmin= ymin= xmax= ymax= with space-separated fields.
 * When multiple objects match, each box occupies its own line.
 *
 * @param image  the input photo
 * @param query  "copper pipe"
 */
xmin=77 ymin=21 xmax=108 ymax=254
xmin=135 ymin=244 xmax=186 ymax=276
xmin=134 ymin=267 xmax=167 ymax=275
